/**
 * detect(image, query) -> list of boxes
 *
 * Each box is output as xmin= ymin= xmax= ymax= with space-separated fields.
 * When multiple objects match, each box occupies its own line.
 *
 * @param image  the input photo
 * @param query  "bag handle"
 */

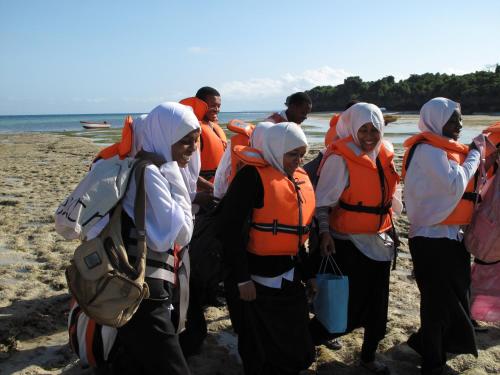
xmin=318 ymin=255 xmax=343 ymax=276
xmin=131 ymin=159 xmax=150 ymax=271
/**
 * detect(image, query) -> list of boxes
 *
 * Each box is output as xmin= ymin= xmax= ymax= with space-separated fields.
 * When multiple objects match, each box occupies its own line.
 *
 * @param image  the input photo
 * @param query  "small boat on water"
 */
xmin=80 ymin=121 xmax=111 ymax=129
xmin=383 ymin=114 xmax=399 ymax=124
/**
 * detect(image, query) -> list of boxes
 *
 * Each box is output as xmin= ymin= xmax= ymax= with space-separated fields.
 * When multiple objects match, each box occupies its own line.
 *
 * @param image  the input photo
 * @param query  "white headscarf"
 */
xmin=260 ymin=122 xmax=308 ymax=174
xmin=336 ymin=102 xmax=385 ymax=160
xmin=136 ymin=102 xmax=201 ymax=197
xmin=141 ymin=102 xmax=200 ymax=162
xmin=130 ymin=114 xmax=148 ymax=157
xmin=418 ymin=97 xmax=460 ymax=135
xmin=250 ymin=122 xmax=274 ymax=150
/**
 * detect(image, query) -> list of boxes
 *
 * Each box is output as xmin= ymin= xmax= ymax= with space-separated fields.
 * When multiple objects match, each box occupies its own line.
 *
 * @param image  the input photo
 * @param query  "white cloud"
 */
xmin=220 ymin=66 xmax=351 ymax=100
xmin=187 ymin=46 xmax=209 ymax=54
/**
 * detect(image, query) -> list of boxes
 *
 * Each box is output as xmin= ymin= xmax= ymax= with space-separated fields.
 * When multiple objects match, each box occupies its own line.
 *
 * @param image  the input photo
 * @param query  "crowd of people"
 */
xmin=79 ymin=88 xmax=499 ymax=375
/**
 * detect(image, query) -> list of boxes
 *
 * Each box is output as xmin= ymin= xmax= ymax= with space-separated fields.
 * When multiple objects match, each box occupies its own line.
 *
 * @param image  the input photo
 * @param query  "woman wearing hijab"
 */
xmin=312 ymin=102 xmax=400 ymax=375
xmin=110 ymin=102 xmax=200 ymax=375
xmin=402 ymin=97 xmax=479 ymax=375
xmin=219 ymin=122 xmax=316 ymax=375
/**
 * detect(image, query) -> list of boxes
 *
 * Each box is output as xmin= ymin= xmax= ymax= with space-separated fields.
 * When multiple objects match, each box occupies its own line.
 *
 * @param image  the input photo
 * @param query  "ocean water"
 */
xmin=0 ymin=112 xmax=499 ymax=147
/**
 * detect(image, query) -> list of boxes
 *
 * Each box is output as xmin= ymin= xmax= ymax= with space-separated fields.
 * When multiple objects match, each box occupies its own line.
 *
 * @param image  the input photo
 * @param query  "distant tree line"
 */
xmin=306 ymin=65 xmax=500 ymax=114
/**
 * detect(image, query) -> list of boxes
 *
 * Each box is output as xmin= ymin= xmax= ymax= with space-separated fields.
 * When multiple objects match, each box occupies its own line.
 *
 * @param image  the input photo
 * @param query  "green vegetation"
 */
xmin=306 ymin=65 xmax=500 ymax=114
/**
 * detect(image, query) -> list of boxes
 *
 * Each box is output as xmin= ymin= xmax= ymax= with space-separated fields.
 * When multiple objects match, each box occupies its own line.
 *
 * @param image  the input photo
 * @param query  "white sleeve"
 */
xmin=414 ymin=145 xmax=480 ymax=199
xmin=214 ymin=143 xmax=232 ymax=199
xmin=315 ymin=154 xmax=349 ymax=208
xmin=142 ymin=163 xmax=193 ymax=251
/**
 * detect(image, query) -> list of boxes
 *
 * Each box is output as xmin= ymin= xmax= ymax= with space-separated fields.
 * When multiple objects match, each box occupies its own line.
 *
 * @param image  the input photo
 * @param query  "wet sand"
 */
xmin=0 ymin=133 xmax=498 ymax=374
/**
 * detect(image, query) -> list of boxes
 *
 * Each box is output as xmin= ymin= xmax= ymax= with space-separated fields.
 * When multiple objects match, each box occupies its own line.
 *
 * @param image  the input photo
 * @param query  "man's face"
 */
xmin=204 ymin=95 xmax=221 ymax=122
xmin=286 ymin=102 xmax=312 ymax=124
xmin=442 ymin=109 xmax=462 ymax=141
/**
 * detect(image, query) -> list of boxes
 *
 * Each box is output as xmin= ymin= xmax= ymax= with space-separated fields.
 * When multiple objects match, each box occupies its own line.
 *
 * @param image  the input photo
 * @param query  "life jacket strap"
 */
xmin=462 ymin=192 xmax=482 ymax=203
xmin=338 ymin=200 xmax=392 ymax=215
xmin=251 ymin=221 xmax=311 ymax=235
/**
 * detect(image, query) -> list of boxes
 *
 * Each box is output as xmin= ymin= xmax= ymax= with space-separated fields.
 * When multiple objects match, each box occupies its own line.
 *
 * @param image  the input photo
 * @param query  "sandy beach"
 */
xmin=0 ymin=133 xmax=499 ymax=375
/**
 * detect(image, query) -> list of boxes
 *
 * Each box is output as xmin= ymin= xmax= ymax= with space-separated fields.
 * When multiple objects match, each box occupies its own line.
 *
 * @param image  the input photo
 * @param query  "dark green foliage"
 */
xmin=306 ymin=65 xmax=500 ymax=113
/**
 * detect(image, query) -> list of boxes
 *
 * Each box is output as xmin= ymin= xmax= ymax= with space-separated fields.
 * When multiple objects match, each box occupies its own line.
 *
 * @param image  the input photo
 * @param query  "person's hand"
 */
xmin=238 ymin=281 xmax=257 ymax=301
xmin=197 ymin=176 xmax=214 ymax=193
xmin=319 ymin=232 xmax=335 ymax=257
xmin=468 ymin=140 xmax=478 ymax=151
xmin=306 ymin=278 xmax=318 ymax=303
xmin=193 ymin=191 xmax=219 ymax=210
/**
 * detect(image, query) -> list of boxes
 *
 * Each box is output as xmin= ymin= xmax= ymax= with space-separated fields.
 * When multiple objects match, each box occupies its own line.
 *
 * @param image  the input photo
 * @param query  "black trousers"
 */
xmin=408 ymin=237 xmax=477 ymax=374
xmin=309 ymin=239 xmax=391 ymax=362
xmin=112 ymin=299 xmax=191 ymax=375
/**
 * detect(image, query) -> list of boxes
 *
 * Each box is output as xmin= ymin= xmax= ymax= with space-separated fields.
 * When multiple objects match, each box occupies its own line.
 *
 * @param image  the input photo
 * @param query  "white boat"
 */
xmin=80 ymin=121 xmax=111 ymax=129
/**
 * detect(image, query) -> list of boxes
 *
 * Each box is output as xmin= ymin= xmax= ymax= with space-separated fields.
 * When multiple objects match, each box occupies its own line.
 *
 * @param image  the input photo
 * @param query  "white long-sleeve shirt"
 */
xmin=122 ymin=162 xmax=193 ymax=250
xmin=213 ymin=141 xmax=233 ymax=199
xmin=404 ymin=144 xmax=480 ymax=240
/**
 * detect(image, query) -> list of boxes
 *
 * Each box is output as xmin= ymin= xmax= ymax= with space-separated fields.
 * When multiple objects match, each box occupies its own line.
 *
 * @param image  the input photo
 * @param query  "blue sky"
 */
xmin=1 ymin=0 xmax=499 ymax=115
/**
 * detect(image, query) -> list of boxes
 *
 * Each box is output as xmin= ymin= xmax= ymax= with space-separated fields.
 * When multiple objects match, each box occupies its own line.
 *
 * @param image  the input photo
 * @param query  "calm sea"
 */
xmin=1 ymin=112 xmax=499 ymax=146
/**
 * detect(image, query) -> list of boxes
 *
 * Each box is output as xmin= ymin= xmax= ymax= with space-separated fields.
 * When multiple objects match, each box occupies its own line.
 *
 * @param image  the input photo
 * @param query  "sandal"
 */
xmin=360 ymin=360 xmax=391 ymax=375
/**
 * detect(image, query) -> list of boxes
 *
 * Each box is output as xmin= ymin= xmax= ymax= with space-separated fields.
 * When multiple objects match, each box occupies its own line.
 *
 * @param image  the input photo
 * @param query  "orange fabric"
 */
xmin=85 ymin=319 xmax=97 ymax=367
xmin=200 ymin=121 xmax=227 ymax=182
xmin=227 ymin=120 xmax=256 ymax=184
xmin=484 ymin=122 xmax=500 ymax=149
xmin=179 ymin=97 xmax=208 ymax=121
xmin=235 ymin=146 xmax=315 ymax=255
xmin=325 ymin=113 xmax=341 ymax=146
xmin=328 ymin=137 xmax=399 ymax=234
xmin=94 ymin=116 xmax=133 ymax=161
xmin=402 ymin=132 xmax=474 ymax=225
xmin=266 ymin=112 xmax=287 ymax=123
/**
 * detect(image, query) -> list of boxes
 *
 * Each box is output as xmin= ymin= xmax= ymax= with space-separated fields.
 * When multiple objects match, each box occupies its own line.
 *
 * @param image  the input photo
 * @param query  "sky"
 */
xmin=0 ymin=0 xmax=499 ymax=115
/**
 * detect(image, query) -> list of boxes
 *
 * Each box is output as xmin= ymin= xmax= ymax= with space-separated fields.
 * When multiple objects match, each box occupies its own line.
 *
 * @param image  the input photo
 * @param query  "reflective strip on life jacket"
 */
xmin=243 ymin=162 xmax=315 ymax=256
xmin=328 ymin=137 xmax=399 ymax=234
xmin=402 ymin=132 xmax=474 ymax=225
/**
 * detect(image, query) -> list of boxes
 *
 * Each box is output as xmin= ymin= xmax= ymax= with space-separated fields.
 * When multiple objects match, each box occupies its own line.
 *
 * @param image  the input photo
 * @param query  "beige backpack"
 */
xmin=65 ymin=159 xmax=151 ymax=328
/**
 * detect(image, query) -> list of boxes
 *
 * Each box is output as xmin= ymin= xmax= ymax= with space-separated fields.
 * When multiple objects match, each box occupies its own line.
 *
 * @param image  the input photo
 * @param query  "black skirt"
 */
xmin=234 ymin=278 xmax=314 ymax=375
xmin=408 ymin=236 xmax=477 ymax=373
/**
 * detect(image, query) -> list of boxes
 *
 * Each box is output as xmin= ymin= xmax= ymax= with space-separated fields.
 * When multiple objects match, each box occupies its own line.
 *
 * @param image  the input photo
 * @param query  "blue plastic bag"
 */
xmin=313 ymin=256 xmax=349 ymax=334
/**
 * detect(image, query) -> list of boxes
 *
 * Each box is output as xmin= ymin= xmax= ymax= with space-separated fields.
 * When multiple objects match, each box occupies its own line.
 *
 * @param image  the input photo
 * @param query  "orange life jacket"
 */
xmin=94 ymin=116 xmax=134 ymax=161
xmin=484 ymin=122 xmax=500 ymax=149
xmin=327 ymin=137 xmax=399 ymax=234
xmin=227 ymin=119 xmax=255 ymax=184
xmin=266 ymin=112 xmax=287 ymax=124
xmin=199 ymin=121 xmax=227 ymax=181
xmin=233 ymin=146 xmax=316 ymax=256
xmin=402 ymin=132 xmax=476 ymax=225
xmin=179 ymin=97 xmax=208 ymax=121
xmin=324 ymin=113 xmax=341 ymax=147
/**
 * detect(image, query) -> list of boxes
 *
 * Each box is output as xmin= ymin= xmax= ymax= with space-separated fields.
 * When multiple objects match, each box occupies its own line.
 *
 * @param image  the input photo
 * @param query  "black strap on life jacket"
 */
xmin=200 ymin=169 xmax=217 ymax=180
